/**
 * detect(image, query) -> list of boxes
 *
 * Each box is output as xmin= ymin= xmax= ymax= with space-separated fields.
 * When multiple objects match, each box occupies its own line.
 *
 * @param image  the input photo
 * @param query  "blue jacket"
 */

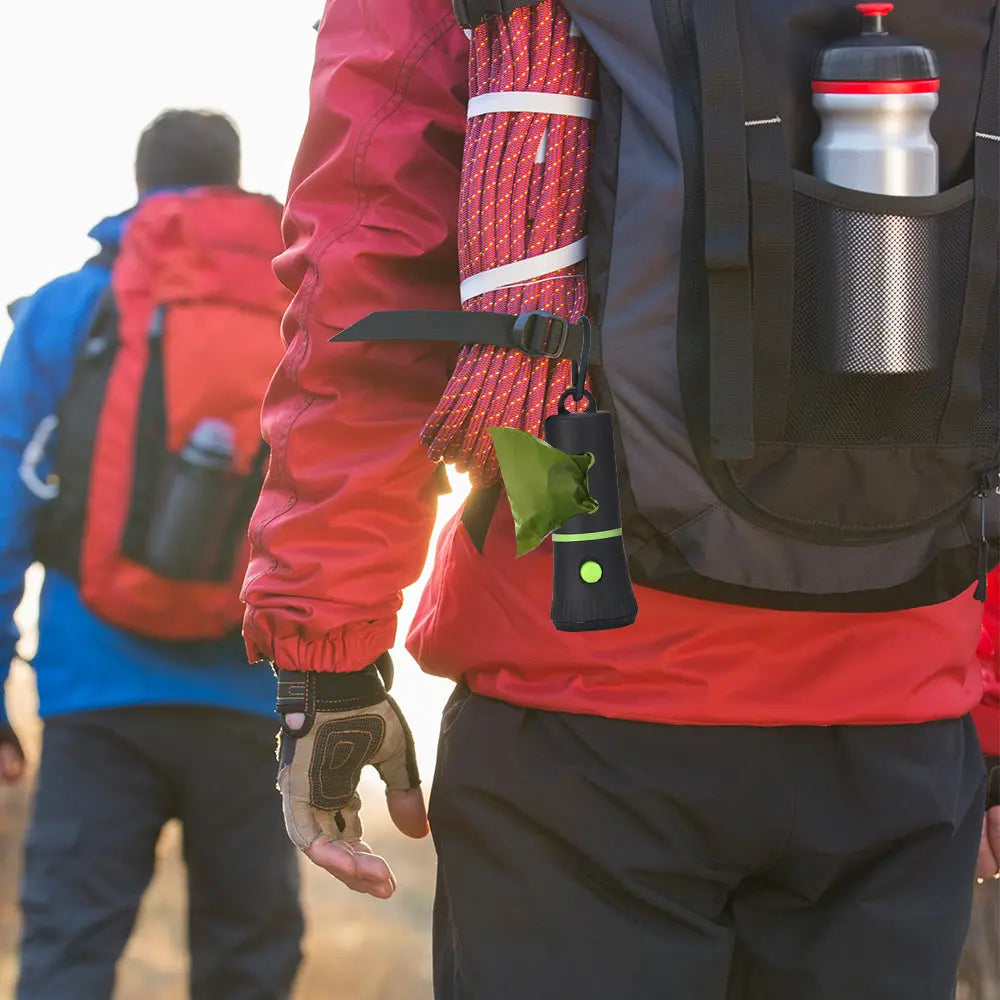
xmin=0 ymin=207 xmax=277 ymax=722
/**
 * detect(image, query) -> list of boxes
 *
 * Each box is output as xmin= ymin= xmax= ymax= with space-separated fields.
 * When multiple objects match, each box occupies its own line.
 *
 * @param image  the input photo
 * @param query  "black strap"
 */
xmin=691 ymin=0 xmax=756 ymax=460
xmin=734 ymin=0 xmax=795 ymax=444
xmin=247 ymin=439 xmax=270 ymax=483
xmin=939 ymin=3 xmax=1000 ymax=444
xmin=212 ymin=438 xmax=274 ymax=582
xmin=461 ymin=482 xmax=502 ymax=553
xmin=275 ymin=664 xmax=387 ymax=719
xmin=121 ymin=306 xmax=168 ymax=560
xmin=335 ymin=309 xmax=602 ymax=365
xmin=36 ymin=289 xmax=121 ymax=580
xmin=452 ymin=0 xmax=545 ymax=29
xmin=986 ymin=754 xmax=1000 ymax=811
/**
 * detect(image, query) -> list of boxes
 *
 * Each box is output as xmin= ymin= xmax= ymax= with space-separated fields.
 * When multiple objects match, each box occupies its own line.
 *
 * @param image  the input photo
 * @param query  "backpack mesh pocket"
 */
xmin=784 ymin=177 xmax=978 ymax=446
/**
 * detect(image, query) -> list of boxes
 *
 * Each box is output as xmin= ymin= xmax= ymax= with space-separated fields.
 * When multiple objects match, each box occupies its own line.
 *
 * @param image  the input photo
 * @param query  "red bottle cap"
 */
xmin=856 ymin=3 xmax=894 ymax=16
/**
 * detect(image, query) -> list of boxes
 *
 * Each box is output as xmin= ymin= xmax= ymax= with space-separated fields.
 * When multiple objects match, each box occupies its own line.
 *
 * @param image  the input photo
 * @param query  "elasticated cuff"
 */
xmin=243 ymin=611 xmax=396 ymax=674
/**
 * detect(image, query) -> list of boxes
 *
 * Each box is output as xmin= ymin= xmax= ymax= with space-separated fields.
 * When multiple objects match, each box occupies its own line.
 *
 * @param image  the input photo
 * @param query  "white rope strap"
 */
xmin=459 ymin=237 xmax=588 ymax=303
xmin=467 ymin=91 xmax=597 ymax=120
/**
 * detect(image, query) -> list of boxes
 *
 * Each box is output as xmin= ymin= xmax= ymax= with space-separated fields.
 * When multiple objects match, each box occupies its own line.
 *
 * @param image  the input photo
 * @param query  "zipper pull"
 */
xmin=973 ymin=473 xmax=994 ymax=603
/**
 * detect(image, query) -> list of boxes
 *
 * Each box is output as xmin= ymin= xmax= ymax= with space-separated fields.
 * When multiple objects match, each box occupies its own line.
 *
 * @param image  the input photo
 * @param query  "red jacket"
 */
xmin=973 ymin=569 xmax=1000 ymax=755
xmin=244 ymin=0 xmax=988 ymax=733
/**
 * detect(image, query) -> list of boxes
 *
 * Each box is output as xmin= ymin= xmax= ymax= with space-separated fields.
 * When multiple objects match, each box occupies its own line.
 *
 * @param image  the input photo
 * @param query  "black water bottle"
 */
xmin=544 ymin=391 xmax=638 ymax=632
xmin=145 ymin=418 xmax=241 ymax=580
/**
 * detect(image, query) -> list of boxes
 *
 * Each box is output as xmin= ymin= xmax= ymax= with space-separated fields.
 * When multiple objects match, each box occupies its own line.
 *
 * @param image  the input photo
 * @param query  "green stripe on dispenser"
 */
xmin=551 ymin=528 xmax=623 ymax=543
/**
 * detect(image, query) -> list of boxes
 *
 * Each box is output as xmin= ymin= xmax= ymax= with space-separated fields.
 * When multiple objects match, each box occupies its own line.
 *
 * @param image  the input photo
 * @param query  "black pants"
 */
xmin=430 ymin=689 xmax=986 ymax=1000
xmin=17 ymin=706 xmax=303 ymax=1000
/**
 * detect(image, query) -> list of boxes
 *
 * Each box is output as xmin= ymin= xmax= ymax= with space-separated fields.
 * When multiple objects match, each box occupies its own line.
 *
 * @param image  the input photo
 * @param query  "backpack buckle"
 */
xmin=453 ymin=0 xmax=522 ymax=29
xmin=513 ymin=311 xmax=569 ymax=359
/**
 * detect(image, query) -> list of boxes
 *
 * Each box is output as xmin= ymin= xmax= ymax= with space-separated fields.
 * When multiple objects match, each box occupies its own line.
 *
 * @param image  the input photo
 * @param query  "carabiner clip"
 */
xmin=570 ymin=316 xmax=592 ymax=402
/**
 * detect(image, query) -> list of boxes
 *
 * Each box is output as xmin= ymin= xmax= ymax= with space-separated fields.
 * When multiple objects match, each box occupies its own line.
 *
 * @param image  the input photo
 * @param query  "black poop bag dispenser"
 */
xmin=544 ymin=387 xmax=638 ymax=631
xmin=490 ymin=319 xmax=638 ymax=632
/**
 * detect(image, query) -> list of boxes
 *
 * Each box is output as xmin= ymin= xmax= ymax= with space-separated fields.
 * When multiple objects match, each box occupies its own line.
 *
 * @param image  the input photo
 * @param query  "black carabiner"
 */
xmin=570 ymin=316 xmax=592 ymax=402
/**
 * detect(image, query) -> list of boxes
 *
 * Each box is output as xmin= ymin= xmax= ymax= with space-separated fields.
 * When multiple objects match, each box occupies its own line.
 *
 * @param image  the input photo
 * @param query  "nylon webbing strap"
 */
xmin=692 ymin=0 xmax=756 ymax=460
xmin=121 ymin=307 xmax=167 ymax=558
xmin=734 ymin=0 xmax=795 ymax=444
xmin=452 ymin=0 xmax=545 ymax=29
xmin=459 ymin=237 xmax=589 ymax=303
xmin=248 ymin=440 xmax=270 ymax=482
xmin=939 ymin=3 xmax=1000 ymax=443
xmin=335 ymin=310 xmax=602 ymax=365
xmin=467 ymin=92 xmax=597 ymax=119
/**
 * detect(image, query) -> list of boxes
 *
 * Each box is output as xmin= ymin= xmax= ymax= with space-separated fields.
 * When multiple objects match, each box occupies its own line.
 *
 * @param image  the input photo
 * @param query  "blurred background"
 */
xmin=0 ymin=2 xmax=460 ymax=996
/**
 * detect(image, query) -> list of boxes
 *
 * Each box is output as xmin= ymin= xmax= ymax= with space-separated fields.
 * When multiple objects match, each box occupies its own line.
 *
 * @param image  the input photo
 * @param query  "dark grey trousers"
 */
xmin=17 ymin=706 xmax=303 ymax=1000
xmin=431 ymin=688 xmax=986 ymax=1000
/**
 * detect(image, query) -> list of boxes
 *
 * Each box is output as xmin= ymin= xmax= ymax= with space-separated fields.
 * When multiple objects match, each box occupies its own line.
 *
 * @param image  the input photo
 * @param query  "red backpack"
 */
xmin=37 ymin=188 xmax=288 ymax=640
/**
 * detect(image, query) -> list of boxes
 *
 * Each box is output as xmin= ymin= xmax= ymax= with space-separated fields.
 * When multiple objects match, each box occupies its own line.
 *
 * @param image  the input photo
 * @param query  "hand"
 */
xmin=0 ymin=721 xmax=26 ymax=784
xmin=275 ymin=654 xmax=428 ymax=899
xmin=976 ymin=757 xmax=1000 ymax=883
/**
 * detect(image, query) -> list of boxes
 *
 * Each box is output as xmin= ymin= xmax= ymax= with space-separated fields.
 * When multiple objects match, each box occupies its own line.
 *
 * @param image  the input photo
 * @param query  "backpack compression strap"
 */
xmin=336 ymin=310 xmax=600 ymax=365
xmin=939 ymin=2 xmax=1000 ymax=444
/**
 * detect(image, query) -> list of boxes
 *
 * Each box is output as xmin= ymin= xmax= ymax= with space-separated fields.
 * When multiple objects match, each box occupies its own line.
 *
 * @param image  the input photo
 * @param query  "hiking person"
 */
xmin=0 ymin=110 xmax=303 ymax=1000
xmin=245 ymin=2 xmax=999 ymax=997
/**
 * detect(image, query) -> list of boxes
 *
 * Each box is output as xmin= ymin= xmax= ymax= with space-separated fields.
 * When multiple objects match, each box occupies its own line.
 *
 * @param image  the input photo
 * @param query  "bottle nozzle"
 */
xmin=856 ymin=2 xmax=893 ymax=34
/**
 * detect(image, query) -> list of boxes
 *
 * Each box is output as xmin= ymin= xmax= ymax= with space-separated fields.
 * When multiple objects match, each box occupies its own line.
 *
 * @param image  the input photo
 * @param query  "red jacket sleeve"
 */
xmin=972 ymin=568 xmax=1000 ymax=755
xmin=242 ymin=0 xmax=469 ymax=672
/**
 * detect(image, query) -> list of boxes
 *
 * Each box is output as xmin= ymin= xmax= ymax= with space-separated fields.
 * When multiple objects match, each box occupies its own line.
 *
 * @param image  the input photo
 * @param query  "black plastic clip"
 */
xmin=453 ymin=0 xmax=545 ymax=29
xmin=513 ymin=311 xmax=569 ymax=359
xmin=556 ymin=317 xmax=594 ymax=412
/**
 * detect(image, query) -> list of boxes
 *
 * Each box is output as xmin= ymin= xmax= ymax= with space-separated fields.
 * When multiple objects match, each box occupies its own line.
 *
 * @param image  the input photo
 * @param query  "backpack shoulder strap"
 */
xmin=939 ymin=2 xmax=1000 ymax=443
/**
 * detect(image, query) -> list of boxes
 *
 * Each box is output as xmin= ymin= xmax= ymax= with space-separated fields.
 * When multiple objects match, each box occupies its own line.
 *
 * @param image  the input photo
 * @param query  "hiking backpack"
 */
xmin=37 ymin=188 xmax=288 ymax=639
xmin=348 ymin=0 xmax=1000 ymax=613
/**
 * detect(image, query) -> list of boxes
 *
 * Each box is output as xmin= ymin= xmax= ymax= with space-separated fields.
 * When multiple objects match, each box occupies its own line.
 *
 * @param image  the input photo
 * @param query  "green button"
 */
xmin=580 ymin=560 xmax=603 ymax=584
